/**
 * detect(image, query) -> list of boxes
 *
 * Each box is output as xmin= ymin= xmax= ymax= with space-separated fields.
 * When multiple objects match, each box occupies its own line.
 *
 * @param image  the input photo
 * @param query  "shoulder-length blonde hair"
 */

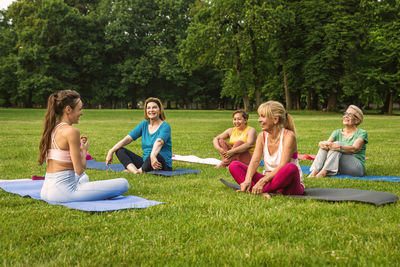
xmin=144 ymin=97 xmax=166 ymax=121
xmin=257 ymin=101 xmax=296 ymax=135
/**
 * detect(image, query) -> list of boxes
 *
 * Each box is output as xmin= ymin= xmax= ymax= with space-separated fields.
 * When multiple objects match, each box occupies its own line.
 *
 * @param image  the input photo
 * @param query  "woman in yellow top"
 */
xmin=213 ymin=110 xmax=257 ymax=168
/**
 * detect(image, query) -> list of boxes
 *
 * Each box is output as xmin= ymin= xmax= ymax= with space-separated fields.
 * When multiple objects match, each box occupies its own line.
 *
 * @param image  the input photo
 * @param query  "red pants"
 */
xmin=228 ymin=161 xmax=304 ymax=195
xmin=218 ymin=139 xmax=252 ymax=167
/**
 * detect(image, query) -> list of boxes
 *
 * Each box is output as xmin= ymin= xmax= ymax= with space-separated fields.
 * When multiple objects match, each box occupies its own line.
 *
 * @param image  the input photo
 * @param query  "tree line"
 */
xmin=0 ymin=0 xmax=399 ymax=113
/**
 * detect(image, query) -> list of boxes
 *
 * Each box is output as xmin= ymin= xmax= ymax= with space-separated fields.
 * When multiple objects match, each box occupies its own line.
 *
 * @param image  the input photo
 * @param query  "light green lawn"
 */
xmin=0 ymin=108 xmax=399 ymax=266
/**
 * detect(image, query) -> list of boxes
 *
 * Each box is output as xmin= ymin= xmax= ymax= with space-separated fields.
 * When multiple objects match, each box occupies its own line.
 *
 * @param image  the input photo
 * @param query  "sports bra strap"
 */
xmin=51 ymin=122 xmax=68 ymax=150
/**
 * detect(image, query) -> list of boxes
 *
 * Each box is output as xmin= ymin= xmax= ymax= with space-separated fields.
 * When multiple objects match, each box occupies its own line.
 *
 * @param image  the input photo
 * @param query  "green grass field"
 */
xmin=1 ymin=108 xmax=400 ymax=266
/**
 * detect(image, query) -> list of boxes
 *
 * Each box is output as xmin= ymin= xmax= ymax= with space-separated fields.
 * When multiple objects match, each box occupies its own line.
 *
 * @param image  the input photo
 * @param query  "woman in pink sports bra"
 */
xmin=228 ymin=101 xmax=304 ymax=198
xmin=38 ymin=90 xmax=128 ymax=202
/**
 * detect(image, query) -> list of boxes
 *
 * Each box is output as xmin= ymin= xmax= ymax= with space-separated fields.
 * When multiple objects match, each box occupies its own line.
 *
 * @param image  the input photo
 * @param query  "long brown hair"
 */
xmin=144 ymin=97 xmax=166 ymax=121
xmin=38 ymin=90 xmax=81 ymax=165
xmin=257 ymin=101 xmax=296 ymax=135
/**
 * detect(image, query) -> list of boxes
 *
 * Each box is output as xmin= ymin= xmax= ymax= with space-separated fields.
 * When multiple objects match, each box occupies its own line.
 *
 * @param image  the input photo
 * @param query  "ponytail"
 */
xmin=38 ymin=90 xmax=80 ymax=165
xmin=284 ymin=113 xmax=296 ymax=136
xmin=258 ymin=101 xmax=296 ymax=135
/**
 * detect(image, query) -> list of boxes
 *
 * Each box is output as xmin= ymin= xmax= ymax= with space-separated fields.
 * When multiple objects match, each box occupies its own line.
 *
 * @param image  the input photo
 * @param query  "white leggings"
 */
xmin=41 ymin=170 xmax=129 ymax=202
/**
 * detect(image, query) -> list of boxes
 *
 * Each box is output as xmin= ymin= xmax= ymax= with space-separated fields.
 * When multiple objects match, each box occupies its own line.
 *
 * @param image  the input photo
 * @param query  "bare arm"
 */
xmin=238 ymin=132 xmax=264 ymax=192
xmin=213 ymin=128 xmax=233 ymax=153
xmin=66 ymin=127 xmax=87 ymax=175
xmin=227 ymin=127 xmax=257 ymax=156
xmin=150 ymin=138 xmax=165 ymax=170
xmin=329 ymin=138 xmax=365 ymax=154
xmin=106 ymin=135 xmax=133 ymax=166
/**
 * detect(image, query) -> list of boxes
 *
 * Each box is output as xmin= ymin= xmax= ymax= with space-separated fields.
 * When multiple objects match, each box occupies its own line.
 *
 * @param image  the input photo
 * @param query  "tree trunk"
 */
xmin=283 ymin=69 xmax=291 ymax=110
xmin=312 ymin=90 xmax=319 ymax=110
xmin=242 ymin=93 xmax=250 ymax=112
xmin=307 ymin=88 xmax=312 ymax=110
xmin=326 ymin=90 xmax=337 ymax=111
xmin=293 ymin=92 xmax=300 ymax=110
xmin=25 ymin=90 xmax=33 ymax=108
xmin=380 ymin=92 xmax=390 ymax=114
xmin=232 ymin=23 xmax=249 ymax=112
xmin=388 ymin=91 xmax=393 ymax=115
xmin=249 ymin=27 xmax=261 ymax=109
xmin=131 ymin=88 xmax=137 ymax=109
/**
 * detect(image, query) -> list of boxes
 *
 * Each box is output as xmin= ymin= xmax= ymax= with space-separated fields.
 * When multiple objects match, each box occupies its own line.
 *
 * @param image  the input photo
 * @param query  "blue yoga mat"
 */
xmin=0 ymin=179 xmax=163 ymax=212
xmin=301 ymin=165 xmax=400 ymax=182
xmin=86 ymin=159 xmax=200 ymax=176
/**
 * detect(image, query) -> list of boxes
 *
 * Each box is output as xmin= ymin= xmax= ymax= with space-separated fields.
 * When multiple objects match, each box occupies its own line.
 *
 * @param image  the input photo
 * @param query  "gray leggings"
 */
xmin=310 ymin=142 xmax=364 ymax=177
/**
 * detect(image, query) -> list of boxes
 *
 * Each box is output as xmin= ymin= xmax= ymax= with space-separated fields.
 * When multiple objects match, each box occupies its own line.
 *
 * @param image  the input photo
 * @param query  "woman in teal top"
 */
xmin=106 ymin=97 xmax=172 ymax=174
xmin=309 ymin=105 xmax=368 ymax=178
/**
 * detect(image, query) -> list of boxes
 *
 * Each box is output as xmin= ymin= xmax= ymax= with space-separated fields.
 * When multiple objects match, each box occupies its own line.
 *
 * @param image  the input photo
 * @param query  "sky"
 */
xmin=0 ymin=0 xmax=16 ymax=10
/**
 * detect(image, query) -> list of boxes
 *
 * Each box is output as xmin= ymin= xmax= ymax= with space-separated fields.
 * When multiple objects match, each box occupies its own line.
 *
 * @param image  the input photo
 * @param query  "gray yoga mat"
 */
xmin=220 ymin=179 xmax=398 ymax=206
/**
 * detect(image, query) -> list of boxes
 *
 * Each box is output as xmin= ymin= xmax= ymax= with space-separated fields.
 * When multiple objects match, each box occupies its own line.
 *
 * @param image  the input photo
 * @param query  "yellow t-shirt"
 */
xmin=229 ymin=126 xmax=255 ymax=153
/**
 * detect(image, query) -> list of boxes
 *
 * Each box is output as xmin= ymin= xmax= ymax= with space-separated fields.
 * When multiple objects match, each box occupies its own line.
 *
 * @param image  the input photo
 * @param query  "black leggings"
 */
xmin=115 ymin=147 xmax=172 ymax=172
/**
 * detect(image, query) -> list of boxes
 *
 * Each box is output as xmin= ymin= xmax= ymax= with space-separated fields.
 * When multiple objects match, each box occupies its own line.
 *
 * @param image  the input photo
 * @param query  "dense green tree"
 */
xmin=0 ymin=0 xmax=399 ymax=111
xmin=362 ymin=0 xmax=400 ymax=115
xmin=0 ymin=10 xmax=18 ymax=106
xmin=180 ymin=0 xmax=264 ymax=111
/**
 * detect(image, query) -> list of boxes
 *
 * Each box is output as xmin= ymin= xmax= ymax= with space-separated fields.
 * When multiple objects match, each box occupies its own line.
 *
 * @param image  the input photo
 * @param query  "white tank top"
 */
xmin=263 ymin=128 xmax=304 ymax=186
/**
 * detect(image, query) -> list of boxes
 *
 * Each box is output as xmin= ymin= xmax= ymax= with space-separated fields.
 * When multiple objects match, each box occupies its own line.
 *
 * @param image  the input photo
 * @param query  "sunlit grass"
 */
xmin=0 ymin=108 xmax=399 ymax=266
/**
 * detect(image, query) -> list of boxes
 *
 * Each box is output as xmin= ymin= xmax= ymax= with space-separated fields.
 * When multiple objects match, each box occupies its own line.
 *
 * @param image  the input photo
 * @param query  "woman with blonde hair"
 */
xmin=229 ymin=101 xmax=304 ymax=198
xmin=106 ymin=97 xmax=172 ymax=174
xmin=309 ymin=105 xmax=368 ymax=178
xmin=213 ymin=110 xmax=257 ymax=167
xmin=39 ymin=90 xmax=129 ymax=202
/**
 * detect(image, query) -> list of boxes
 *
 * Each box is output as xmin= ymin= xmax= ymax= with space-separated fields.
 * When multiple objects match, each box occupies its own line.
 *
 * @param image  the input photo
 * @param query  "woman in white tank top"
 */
xmin=228 ymin=101 xmax=304 ymax=198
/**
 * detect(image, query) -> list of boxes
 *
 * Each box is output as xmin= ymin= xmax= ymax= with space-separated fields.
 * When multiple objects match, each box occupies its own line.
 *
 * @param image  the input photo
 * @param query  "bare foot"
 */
xmin=316 ymin=170 xmax=328 ymax=178
xmin=124 ymin=168 xmax=141 ymax=174
xmin=308 ymin=170 xmax=318 ymax=178
xmin=260 ymin=193 xmax=272 ymax=199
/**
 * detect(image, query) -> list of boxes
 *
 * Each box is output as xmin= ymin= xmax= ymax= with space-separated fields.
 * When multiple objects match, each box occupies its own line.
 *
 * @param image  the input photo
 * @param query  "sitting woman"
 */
xmin=309 ymin=105 xmax=368 ymax=178
xmin=229 ymin=101 xmax=304 ymax=198
xmin=39 ymin=90 xmax=129 ymax=202
xmin=106 ymin=97 xmax=172 ymax=174
xmin=213 ymin=110 xmax=257 ymax=168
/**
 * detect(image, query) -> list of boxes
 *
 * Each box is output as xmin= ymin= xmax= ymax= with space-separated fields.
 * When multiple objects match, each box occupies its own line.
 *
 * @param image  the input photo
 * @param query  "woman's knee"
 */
xmin=232 ymin=140 xmax=245 ymax=148
xmin=115 ymin=147 xmax=126 ymax=158
xmin=228 ymin=160 xmax=242 ymax=174
xmin=117 ymin=178 xmax=129 ymax=192
xmin=279 ymin=163 xmax=299 ymax=176
xmin=284 ymin=163 xmax=297 ymax=171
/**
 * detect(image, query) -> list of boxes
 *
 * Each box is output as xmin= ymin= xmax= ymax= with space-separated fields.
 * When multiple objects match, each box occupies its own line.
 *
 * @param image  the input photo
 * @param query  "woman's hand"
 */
xmin=151 ymin=156 xmax=162 ymax=170
xmin=318 ymin=141 xmax=331 ymax=150
xmin=252 ymin=178 xmax=268 ymax=195
xmin=221 ymin=150 xmax=234 ymax=159
xmin=106 ymin=150 xmax=113 ymax=166
xmin=328 ymin=142 xmax=341 ymax=151
xmin=237 ymin=180 xmax=252 ymax=193
xmin=80 ymin=135 xmax=89 ymax=151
